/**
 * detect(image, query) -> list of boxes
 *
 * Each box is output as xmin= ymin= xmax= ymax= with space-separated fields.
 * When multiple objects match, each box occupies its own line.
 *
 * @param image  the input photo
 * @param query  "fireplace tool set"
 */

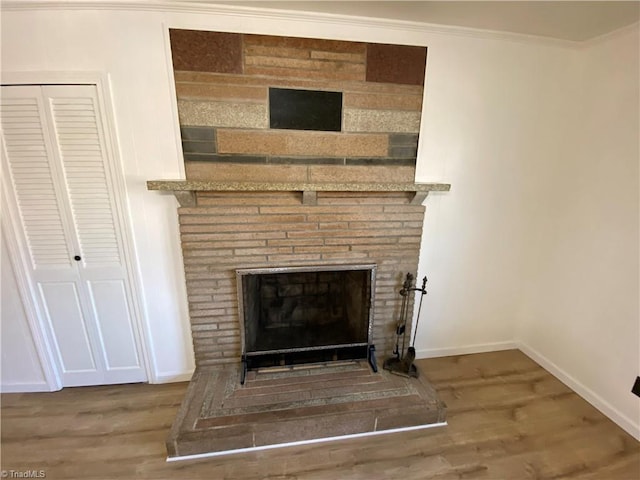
xmin=383 ymin=273 xmax=427 ymax=378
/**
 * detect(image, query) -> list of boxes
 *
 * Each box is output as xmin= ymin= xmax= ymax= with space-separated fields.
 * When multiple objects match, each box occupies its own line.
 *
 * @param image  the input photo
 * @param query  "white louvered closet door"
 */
xmin=1 ymin=85 xmax=147 ymax=387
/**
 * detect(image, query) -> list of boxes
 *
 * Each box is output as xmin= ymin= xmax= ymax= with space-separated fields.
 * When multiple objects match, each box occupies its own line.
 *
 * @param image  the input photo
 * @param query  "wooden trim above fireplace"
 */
xmin=146 ymin=180 xmax=451 ymax=206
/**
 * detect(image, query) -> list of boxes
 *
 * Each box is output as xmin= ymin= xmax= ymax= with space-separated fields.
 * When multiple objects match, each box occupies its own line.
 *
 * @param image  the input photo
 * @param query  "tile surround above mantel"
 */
xmin=146 ymin=180 xmax=451 ymax=206
xmin=169 ymin=30 xmax=428 ymax=184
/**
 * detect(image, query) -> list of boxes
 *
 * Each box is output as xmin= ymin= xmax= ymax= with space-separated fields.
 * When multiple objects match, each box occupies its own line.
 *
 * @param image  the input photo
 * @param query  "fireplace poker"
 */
xmin=394 ymin=272 xmax=413 ymax=360
xmin=399 ymin=273 xmax=413 ymax=359
xmin=405 ymin=275 xmax=427 ymax=367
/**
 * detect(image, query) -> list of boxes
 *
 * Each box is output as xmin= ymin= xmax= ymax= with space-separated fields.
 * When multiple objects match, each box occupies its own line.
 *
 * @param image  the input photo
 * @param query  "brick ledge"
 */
xmin=147 ymin=180 xmax=450 ymax=206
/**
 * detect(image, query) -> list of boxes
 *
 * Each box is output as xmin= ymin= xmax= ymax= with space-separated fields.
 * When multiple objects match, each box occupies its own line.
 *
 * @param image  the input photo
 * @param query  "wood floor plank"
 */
xmin=1 ymin=350 xmax=638 ymax=479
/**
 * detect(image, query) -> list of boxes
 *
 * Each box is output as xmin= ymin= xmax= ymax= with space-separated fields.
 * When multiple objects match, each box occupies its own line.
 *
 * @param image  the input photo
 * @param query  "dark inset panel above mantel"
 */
xmin=269 ymin=88 xmax=342 ymax=132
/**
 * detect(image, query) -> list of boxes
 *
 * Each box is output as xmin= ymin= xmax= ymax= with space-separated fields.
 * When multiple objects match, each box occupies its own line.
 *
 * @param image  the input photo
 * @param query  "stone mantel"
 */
xmin=146 ymin=180 xmax=451 ymax=206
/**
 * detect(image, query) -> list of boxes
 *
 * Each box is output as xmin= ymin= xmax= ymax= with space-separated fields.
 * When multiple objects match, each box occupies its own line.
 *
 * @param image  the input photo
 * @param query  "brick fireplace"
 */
xmin=160 ymin=186 xmax=445 ymax=367
xmin=149 ymin=181 xmax=450 ymax=458
xmin=149 ymin=28 xmax=450 ymax=458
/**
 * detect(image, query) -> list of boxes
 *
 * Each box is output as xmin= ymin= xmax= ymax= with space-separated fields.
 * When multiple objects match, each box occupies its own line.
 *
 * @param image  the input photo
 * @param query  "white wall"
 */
xmin=516 ymin=25 xmax=640 ymax=439
xmin=415 ymin=32 xmax=579 ymax=356
xmin=1 ymin=229 xmax=48 ymax=391
xmin=1 ymin=4 xmax=637 ymax=438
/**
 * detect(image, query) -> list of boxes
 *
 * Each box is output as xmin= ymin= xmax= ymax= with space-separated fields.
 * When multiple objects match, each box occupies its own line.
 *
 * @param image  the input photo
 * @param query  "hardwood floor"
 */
xmin=2 ymin=350 xmax=638 ymax=479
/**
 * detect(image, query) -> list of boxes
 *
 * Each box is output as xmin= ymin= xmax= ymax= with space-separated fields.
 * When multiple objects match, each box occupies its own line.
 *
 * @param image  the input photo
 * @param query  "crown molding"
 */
xmin=0 ymin=0 xmax=582 ymax=49
xmin=579 ymin=21 xmax=639 ymax=49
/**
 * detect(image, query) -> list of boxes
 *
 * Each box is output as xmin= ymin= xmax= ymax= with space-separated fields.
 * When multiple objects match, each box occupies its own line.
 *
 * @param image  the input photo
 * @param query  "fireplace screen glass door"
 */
xmin=237 ymin=265 xmax=375 ymax=367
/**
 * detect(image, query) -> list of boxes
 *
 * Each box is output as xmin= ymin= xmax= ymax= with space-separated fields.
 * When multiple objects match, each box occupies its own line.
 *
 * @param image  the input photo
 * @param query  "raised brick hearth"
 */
xmin=167 ymin=360 xmax=446 ymax=458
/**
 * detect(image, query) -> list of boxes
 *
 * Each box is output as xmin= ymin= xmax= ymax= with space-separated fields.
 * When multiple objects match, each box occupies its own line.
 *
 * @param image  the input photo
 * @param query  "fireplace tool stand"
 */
xmin=383 ymin=273 xmax=427 ymax=378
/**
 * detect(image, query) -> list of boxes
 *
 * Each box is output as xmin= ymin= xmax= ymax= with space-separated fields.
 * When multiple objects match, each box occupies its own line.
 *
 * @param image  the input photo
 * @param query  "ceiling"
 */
xmin=213 ymin=1 xmax=640 ymax=42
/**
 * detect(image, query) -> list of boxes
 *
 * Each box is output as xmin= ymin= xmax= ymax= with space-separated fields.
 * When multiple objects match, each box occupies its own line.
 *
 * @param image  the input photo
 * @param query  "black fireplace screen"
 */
xmin=237 ymin=265 xmax=375 ymax=366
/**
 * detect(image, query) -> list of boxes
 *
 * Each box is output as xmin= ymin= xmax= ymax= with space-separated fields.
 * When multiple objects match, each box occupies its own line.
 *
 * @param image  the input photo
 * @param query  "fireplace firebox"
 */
xmin=237 ymin=264 xmax=377 ymax=382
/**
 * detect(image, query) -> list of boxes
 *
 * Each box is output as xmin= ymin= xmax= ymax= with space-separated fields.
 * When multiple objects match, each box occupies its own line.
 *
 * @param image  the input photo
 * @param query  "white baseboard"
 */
xmin=0 ymin=381 xmax=53 ymax=393
xmin=152 ymin=370 xmax=194 ymax=384
xmin=415 ymin=340 xmax=518 ymax=359
xmin=517 ymin=341 xmax=640 ymax=441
